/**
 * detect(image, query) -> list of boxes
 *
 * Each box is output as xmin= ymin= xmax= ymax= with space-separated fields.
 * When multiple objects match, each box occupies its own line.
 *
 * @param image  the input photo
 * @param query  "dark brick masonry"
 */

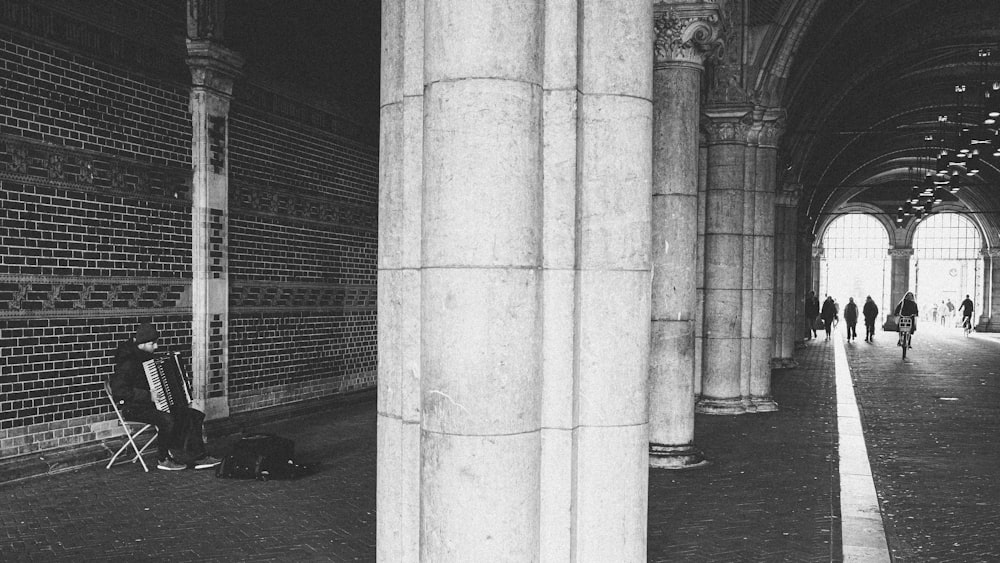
xmin=2 ymin=328 xmax=998 ymax=561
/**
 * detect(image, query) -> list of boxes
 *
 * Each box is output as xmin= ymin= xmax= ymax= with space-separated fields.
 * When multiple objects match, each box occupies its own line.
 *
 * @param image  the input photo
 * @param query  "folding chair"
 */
xmin=104 ymin=380 xmax=157 ymax=472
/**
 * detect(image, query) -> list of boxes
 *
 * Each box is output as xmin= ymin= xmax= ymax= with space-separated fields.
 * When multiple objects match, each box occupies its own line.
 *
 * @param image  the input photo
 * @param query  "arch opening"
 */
xmin=819 ymin=213 xmax=891 ymax=315
xmin=911 ymin=213 xmax=984 ymax=326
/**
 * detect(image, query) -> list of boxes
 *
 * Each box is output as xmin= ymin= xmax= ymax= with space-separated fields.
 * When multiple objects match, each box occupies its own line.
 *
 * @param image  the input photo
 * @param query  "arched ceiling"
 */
xmin=753 ymin=0 xmax=1000 ymax=245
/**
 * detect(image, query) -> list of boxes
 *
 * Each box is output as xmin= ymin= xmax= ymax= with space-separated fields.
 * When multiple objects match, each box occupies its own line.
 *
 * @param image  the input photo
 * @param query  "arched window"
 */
xmin=913 ymin=213 xmax=981 ymax=260
xmin=819 ymin=214 xmax=890 ymax=313
xmin=912 ymin=213 xmax=983 ymax=317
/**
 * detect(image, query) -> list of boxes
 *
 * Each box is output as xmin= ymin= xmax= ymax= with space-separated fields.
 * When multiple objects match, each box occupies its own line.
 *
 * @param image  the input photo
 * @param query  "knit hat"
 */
xmin=134 ymin=323 xmax=160 ymax=344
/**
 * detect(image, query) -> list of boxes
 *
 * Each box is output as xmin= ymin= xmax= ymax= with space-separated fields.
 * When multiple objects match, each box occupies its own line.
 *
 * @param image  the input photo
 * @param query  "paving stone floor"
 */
xmin=2 ymin=324 xmax=997 ymax=561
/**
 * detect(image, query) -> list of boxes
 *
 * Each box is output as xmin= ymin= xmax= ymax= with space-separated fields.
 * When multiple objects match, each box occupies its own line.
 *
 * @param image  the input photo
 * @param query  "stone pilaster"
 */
xmin=795 ymin=230 xmax=816 ymax=339
xmin=648 ymin=1 xmax=719 ymax=469
xmin=773 ymin=183 xmax=801 ymax=367
xmin=697 ymin=109 xmax=752 ymax=415
xmin=888 ymin=247 xmax=914 ymax=319
xmin=185 ymin=6 xmax=243 ymax=420
xmin=748 ymin=114 xmax=783 ymax=412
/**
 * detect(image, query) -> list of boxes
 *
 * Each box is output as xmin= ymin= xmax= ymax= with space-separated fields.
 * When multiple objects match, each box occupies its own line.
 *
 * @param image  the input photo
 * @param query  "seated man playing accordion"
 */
xmin=111 ymin=322 xmax=220 ymax=471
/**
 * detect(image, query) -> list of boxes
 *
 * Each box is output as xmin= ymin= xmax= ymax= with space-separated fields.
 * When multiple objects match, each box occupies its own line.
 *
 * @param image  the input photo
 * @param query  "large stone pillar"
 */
xmin=748 ymin=114 xmax=781 ymax=412
xmin=185 ymin=3 xmax=243 ymax=420
xmin=794 ymin=231 xmax=815 ymax=340
xmin=648 ymin=2 xmax=719 ymax=469
xmin=772 ymin=183 xmax=800 ymax=367
xmin=697 ymin=109 xmax=752 ymax=415
xmin=888 ymin=247 xmax=913 ymax=312
xmin=378 ymin=2 xmax=653 ymax=560
xmin=983 ymin=248 xmax=1000 ymax=331
xmin=419 ymin=3 xmax=544 ymax=559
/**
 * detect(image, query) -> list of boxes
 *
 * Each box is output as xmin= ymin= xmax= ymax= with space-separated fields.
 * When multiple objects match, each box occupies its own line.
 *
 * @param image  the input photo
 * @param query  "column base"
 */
xmin=695 ymin=397 xmax=746 ymax=415
xmin=770 ymin=357 xmax=798 ymax=369
xmin=649 ymin=443 xmax=710 ymax=469
xmin=751 ymin=396 xmax=779 ymax=412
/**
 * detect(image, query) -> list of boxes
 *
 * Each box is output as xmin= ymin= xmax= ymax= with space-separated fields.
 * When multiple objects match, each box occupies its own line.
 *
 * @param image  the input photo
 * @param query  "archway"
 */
xmin=912 ymin=213 xmax=984 ymax=327
xmin=819 ymin=213 xmax=891 ymax=315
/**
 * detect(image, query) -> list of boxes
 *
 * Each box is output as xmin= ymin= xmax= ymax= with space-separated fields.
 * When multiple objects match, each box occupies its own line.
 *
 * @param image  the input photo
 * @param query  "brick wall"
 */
xmin=0 ymin=0 xmax=379 ymax=473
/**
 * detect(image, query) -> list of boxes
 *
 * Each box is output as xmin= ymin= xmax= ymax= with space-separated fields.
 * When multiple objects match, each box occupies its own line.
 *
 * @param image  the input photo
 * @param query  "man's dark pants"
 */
xmin=123 ymin=403 xmax=207 ymax=464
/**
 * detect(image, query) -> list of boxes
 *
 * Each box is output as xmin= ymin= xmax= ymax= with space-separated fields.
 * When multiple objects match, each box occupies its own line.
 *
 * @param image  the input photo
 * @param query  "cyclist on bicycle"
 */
xmin=893 ymin=291 xmax=919 ymax=347
xmin=959 ymin=294 xmax=974 ymax=333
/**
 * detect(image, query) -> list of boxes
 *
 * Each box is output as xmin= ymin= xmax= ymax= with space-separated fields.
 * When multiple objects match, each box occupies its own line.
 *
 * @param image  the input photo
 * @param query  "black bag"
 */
xmin=216 ymin=433 xmax=312 ymax=481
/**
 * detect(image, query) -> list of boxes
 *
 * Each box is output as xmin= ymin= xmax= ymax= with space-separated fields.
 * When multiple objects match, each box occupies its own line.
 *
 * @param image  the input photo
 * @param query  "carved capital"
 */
xmin=653 ymin=3 xmax=721 ymax=67
xmin=888 ymin=247 xmax=915 ymax=258
xmin=758 ymin=117 xmax=786 ymax=148
xmin=812 ymin=245 xmax=824 ymax=259
xmin=776 ymin=183 xmax=802 ymax=207
xmin=701 ymin=110 xmax=753 ymax=144
xmin=186 ymin=39 xmax=245 ymax=98
xmin=981 ymin=247 xmax=1000 ymax=258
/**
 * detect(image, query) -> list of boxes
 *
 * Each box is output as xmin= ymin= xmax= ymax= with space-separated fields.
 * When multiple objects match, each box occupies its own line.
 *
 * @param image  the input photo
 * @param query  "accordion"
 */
xmin=141 ymin=352 xmax=192 ymax=413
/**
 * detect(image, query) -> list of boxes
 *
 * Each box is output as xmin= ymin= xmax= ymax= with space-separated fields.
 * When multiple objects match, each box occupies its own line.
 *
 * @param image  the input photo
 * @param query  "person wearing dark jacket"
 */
xmin=843 ymin=297 xmax=859 ymax=341
xmin=111 ymin=322 xmax=219 ymax=471
xmin=804 ymin=291 xmax=821 ymax=339
xmin=862 ymin=295 xmax=879 ymax=342
xmin=820 ymin=295 xmax=837 ymax=340
xmin=893 ymin=291 xmax=920 ymax=347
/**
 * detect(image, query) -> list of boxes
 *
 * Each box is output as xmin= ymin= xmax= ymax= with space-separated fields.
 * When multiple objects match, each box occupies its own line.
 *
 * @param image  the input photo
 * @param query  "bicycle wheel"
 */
xmin=901 ymin=332 xmax=908 ymax=359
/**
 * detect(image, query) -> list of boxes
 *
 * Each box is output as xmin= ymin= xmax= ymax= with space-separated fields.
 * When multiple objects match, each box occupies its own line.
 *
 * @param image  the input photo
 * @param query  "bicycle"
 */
xmin=962 ymin=315 xmax=973 ymax=337
xmin=897 ymin=315 xmax=913 ymax=359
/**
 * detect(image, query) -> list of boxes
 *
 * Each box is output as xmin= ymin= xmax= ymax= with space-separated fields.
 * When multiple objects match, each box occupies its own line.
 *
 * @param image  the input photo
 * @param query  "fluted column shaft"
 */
xmin=648 ymin=3 xmax=719 ymax=469
xmin=698 ymin=110 xmax=751 ymax=415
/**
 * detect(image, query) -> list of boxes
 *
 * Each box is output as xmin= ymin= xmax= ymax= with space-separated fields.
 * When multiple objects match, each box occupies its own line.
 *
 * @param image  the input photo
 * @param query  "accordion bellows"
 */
xmin=141 ymin=352 xmax=192 ymax=413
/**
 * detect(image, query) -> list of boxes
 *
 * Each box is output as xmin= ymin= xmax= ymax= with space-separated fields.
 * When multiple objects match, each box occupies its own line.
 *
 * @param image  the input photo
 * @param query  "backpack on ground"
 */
xmin=215 ymin=433 xmax=315 ymax=481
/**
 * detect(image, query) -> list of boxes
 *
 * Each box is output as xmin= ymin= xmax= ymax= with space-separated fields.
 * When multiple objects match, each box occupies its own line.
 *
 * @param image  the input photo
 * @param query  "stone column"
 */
xmin=748 ymin=115 xmax=782 ymax=412
xmin=377 ymin=1 xmax=422 ymax=560
xmin=648 ymin=2 xmax=719 ymax=469
xmin=694 ymin=136 xmax=708 ymax=397
xmin=185 ymin=5 xmax=243 ymax=420
xmin=697 ymin=109 xmax=752 ymax=415
xmin=983 ymin=248 xmax=1000 ymax=331
xmin=571 ymin=2 xmax=652 ymax=559
xmin=772 ymin=183 xmax=800 ymax=367
xmin=419 ymin=2 xmax=545 ymax=560
xmin=377 ymin=2 xmax=654 ymax=560
xmin=888 ymin=247 xmax=913 ymax=313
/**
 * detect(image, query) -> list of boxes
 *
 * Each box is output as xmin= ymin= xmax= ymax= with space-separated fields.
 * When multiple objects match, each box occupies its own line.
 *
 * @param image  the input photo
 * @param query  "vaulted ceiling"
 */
xmin=754 ymin=0 xmax=1000 ymax=245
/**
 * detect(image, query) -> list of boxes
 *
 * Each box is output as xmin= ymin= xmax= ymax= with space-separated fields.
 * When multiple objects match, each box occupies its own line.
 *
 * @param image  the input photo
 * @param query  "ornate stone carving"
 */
xmin=812 ymin=245 xmax=824 ymax=258
xmin=653 ymin=3 xmax=721 ymax=66
xmin=888 ymin=248 xmax=915 ymax=257
xmin=186 ymin=40 xmax=244 ymax=98
xmin=706 ymin=0 xmax=751 ymax=105
xmin=758 ymin=116 xmax=786 ymax=148
xmin=980 ymin=247 xmax=1000 ymax=258
xmin=701 ymin=111 xmax=753 ymax=144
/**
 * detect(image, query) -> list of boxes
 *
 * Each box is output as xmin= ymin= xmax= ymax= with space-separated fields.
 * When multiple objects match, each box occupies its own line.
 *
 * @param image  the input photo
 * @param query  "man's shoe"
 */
xmin=193 ymin=455 xmax=221 ymax=470
xmin=157 ymin=458 xmax=186 ymax=471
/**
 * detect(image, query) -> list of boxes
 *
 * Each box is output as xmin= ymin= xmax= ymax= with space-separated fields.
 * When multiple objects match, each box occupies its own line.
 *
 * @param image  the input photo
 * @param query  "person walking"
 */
xmin=862 ymin=295 xmax=879 ymax=342
xmin=820 ymin=295 xmax=837 ymax=341
xmin=959 ymin=294 xmax=975 ymax=333
xmin=843 ymin=297 xmax=859 ymax=341
xmin=805 ymin=290 xmax=820 ymax=339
